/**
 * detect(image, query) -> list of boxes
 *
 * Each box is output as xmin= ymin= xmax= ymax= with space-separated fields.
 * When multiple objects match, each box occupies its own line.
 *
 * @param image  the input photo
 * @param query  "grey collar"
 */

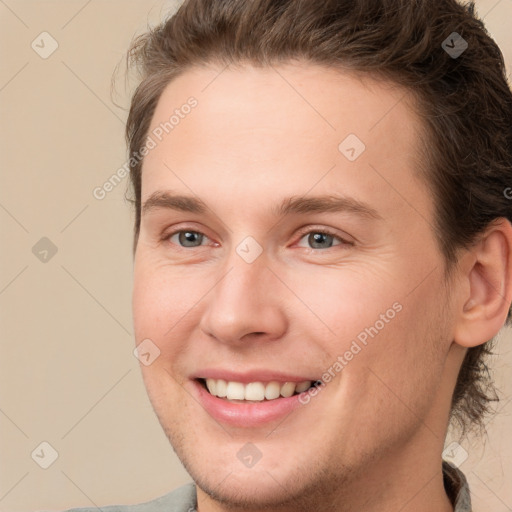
xmin=443 ymin=461 xmax=472 ymax=511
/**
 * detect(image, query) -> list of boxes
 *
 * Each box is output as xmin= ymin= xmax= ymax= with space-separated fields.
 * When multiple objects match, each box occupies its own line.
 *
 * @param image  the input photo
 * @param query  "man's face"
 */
xmin=132 ymin=62 xmax=457 ymax=508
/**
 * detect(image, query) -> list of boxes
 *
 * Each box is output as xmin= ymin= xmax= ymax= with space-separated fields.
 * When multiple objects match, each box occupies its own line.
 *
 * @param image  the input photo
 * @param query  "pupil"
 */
xmin=179 ymin=231 xmax=202 ymax=247
xmin=309 ymin=232 xmax=332 ymax=248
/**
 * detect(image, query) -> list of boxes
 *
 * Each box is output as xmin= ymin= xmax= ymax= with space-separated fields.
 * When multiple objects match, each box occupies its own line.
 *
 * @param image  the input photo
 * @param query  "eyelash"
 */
xmin=161 ymin=226 xmax=352 ymax=250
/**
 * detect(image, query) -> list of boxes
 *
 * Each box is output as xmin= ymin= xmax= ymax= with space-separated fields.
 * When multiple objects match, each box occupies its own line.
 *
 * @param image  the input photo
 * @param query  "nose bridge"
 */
xmin=200 ymin=246 xmax=287 ymax=343
xmin=223 ymin=258 xmax=263 ymax=308
xmin=212 ymin=248 xmax=271 ymax=318
xmin=217 ymin=232 xmax=271 ymax=301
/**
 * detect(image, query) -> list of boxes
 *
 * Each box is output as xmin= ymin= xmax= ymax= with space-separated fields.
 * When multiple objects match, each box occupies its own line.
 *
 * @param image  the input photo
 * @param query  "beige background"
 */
xmin=0 ymin=1 xmax=511 ymax=510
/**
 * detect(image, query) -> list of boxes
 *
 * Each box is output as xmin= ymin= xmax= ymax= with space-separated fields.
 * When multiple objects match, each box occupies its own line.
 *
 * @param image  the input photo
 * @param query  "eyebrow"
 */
xmin=142 ymin=190 xmax=382 ymax=220
xmin=142 ymin=191 xmax=207 ymax=216
xmin=274 ymin=195 xmax=382 ymax=220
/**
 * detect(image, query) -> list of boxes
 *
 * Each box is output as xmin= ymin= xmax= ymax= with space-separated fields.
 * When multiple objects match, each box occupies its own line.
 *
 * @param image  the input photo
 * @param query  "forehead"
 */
xmin=141 ymin=62 xmax=431 ymax=223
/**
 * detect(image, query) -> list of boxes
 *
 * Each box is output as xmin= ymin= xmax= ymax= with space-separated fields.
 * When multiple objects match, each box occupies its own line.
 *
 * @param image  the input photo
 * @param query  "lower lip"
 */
xmin=192 ymin=379 xmax=312 ymax=427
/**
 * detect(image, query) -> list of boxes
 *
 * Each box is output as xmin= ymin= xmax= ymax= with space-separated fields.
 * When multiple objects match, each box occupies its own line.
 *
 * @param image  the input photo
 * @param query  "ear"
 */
xmin=454 ymin=218 xmax=512 ymax=348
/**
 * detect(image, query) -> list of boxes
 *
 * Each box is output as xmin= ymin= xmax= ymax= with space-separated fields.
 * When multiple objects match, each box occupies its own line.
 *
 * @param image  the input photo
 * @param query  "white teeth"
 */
xmin=226 ymin=381 xmax=245 ymax=400
xmin=295 ymin=381 xmax=312 ymax=393
xmin=206 ymin=378 xmax=216 ymax=395
xmin=264 ymin=381 xmax=281 ymax=400
xmin=215 ymin=379 xmax=227 ymax=397
xmin=280 ymin=382 xmax=296 ymax=398
xmin=203 ymin=378 xmax=313 ymax=401
xmin=243 ymin=382 xmax=264 ymax=400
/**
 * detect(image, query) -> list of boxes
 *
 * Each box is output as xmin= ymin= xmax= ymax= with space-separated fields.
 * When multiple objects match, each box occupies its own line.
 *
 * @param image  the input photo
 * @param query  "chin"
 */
xmin=192 ymin=466 xmax=313 ymax=509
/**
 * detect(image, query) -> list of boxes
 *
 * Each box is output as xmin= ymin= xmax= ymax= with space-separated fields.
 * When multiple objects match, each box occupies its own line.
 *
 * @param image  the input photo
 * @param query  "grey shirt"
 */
xmin=60 ymin=462 xmax=472 ymax=512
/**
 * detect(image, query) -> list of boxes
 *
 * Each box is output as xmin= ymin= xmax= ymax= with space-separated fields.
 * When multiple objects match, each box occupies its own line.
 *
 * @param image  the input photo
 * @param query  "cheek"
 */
xmin=292 ymin=263 xmax=448 ymax=387
xmin=283 ymin=264 xmax=399 ymax=345
xmin=132 ymin=260 xmax=199 ymax=400
xmin=132 ymin=257 xmax=198 ymax=347
xmin=334 ymin=280 xmax=449 ymax=425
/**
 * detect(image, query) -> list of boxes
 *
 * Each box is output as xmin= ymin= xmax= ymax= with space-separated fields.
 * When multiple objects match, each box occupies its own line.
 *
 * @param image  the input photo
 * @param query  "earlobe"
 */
xmin=454 ymin=218 xmax=512 ymax=348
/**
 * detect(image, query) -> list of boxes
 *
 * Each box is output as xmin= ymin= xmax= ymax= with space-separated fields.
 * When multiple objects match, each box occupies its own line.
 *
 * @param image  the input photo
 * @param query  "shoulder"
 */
xmin=57 ymin=482 xmax=197 ymax=512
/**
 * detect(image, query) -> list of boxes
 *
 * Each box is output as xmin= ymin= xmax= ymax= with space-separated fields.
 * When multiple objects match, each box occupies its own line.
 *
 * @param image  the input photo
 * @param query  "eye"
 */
xmin=296 ymin=230 xmax=346 ymax=249
xmin=168 ymin=230 xmax=208 ymax=248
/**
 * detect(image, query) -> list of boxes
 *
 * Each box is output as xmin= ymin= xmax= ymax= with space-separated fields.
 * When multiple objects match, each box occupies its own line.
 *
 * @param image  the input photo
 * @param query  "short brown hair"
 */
xmin=125 ymin=0 xmax=512 ymax=433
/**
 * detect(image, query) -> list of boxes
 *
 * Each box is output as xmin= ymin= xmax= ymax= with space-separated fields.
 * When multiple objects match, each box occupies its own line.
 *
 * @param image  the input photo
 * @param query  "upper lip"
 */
xmin=193 ymin=369 xmax=318 ymax=384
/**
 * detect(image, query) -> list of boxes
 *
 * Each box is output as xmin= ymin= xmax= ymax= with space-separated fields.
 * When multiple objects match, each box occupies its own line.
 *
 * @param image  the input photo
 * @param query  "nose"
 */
xmin=199 ymin=253 xmax=288 ymax=345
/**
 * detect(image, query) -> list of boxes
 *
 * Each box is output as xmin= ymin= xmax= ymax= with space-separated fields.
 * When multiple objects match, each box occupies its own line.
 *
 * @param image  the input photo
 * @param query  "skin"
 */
xmin=132 ymin=61 xmax=512 ymax=512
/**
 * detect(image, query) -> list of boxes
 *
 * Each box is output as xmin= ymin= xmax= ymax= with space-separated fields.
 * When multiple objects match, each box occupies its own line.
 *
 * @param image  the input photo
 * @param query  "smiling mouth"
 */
xmin=196 ymin=378 xmax=321 ymax=403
